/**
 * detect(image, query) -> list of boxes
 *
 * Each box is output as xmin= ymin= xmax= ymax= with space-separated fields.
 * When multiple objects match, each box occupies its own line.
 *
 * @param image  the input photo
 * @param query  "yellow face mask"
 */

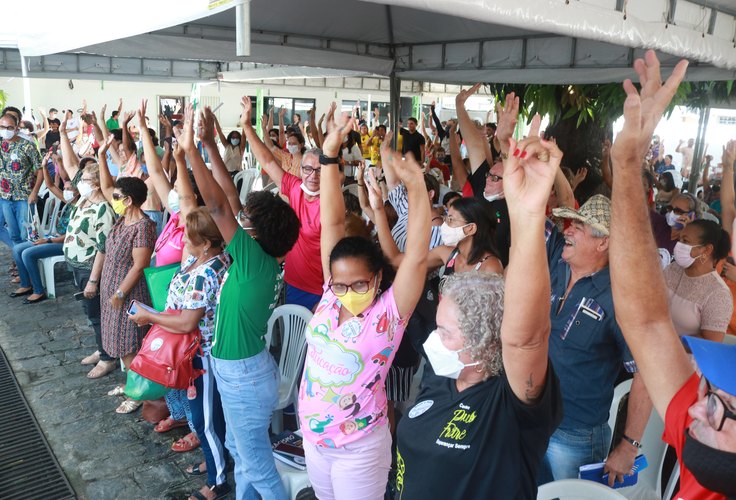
xmin=339 ymin=277 xmax=378 ymax=317
xmin=111 ymin=197 xmax=127 ymax=216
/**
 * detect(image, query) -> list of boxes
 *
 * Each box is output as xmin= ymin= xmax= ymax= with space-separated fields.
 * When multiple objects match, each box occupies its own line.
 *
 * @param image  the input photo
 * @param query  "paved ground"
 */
xmin=0 ymin=249 xmax=233 ymax=500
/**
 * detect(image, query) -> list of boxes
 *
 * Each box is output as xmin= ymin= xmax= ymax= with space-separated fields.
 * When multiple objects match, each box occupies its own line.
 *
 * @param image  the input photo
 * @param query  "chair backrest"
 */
xmin=723 ymin=333 xmax=736 ymax=345
xmin=41 ymin=195 xmax=61 ymax=236
xmin=342 ymin=183 xmax=361 ymax=198
xmin=607 ymin=379 xmax=633 ymax=450
xmin=266 ymin=304 xmax=313 ymax=380
xmin=632 ymin=407 xmax=666 ymax=492
xmin=238 ymin=169 xmax=261 ymax=203
xmin=536 ymin=479 xmax=627 ymax=500
xmin=661 ymin=459 xmax=680 ymax=500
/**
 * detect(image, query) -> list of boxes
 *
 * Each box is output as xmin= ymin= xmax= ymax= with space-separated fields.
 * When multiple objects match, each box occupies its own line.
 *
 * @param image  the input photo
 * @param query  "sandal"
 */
xmin=81 ymin=351 xmax=101 ymax=366
xmin=185 ymin=461 xmax=207 ymax=476
xmin=10 ymin=276 xmax=20 ymax=284
xmin=172 ymin=432 xmax=200 ymax=453
xmin=188 ymin=483 xmax=231 ymax=500
xmin=154 ymin=417 xmax=188 ymax=433
xmin=9 ymin=288 xmax=32 ymax=298
xmin=107 ymin=385 xmax=126 ymax=396
xmin=87 ymin=360 xmax=116 ymax=379
xmin=115 ymin=399 xmax=143 ymax=414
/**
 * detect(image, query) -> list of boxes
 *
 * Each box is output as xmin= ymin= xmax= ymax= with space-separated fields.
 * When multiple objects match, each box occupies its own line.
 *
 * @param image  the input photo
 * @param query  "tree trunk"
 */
xmin=545 ymin=111 xmax=613 ymax=204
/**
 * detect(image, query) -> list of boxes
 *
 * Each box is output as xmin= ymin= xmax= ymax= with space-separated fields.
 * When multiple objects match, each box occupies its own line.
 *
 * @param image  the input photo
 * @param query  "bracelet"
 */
xmin=319 ymin=154 xmax=340 ymax=165
xmin=621 ymin=434 xmax=642 ymax=449
xmin=357 ymin=183 xmax=365 ymax=187
xmin=88 ymin=279 xmax=98 ymax=284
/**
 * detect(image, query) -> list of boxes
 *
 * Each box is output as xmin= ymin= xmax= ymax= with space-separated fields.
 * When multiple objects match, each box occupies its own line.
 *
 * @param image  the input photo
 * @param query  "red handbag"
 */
xmin=130 ymin=313 xmax=204 ymax=390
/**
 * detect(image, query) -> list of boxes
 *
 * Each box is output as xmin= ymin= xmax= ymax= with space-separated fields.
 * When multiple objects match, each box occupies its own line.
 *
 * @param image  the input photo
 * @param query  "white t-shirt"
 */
xmin=66 ymin=118 xmax=80 ymax=141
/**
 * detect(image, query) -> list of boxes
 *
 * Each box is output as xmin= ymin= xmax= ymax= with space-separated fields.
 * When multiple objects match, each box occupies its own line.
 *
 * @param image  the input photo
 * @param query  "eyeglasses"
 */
xmin=443 ymin=215 xmax=468 ymax=226
xmin=302 ymin=165 xmax=321 ymax=176
xmin=667 ymin=206 xmax=691 ymax=215
xmin=328 ymin=276 xmax=375 ymax=297
xmin=0 ymin=125 xmax=16 ymax=131
xmin=237 ymin=210 xmax=254 ymax=230
xmin=699 ymin=376 xmax=736 ymax=432
xmin=112 ymin=193 xmax=128 ymax=201
xmin=485 ymin=172 xmax=503 ymax=182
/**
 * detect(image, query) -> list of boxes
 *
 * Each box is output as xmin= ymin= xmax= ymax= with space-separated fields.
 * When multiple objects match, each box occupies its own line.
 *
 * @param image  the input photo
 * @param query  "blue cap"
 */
xmin=683 ymin=336 xmax=736 ymax=396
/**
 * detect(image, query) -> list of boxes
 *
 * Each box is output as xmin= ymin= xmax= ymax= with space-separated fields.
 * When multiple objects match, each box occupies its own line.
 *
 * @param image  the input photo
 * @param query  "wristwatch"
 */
xmin=319 ymin=154 xmax=340 ymax=165
xmin=621 ymin=434 xmax=642 ymax=449
xmin=115 ymin=289 xmax=125 ymax=300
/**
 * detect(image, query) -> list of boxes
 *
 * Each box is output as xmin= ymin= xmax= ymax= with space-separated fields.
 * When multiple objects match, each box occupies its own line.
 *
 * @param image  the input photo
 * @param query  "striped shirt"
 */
xmin=388 ymin=184 xmax=443 ymax=252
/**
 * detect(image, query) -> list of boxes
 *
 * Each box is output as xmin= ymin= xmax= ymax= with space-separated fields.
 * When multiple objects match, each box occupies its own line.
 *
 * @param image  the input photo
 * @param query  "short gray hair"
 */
xmin=301 ymin=147 xmax=322 ymax=166
xmin=439 ymin=271 xmax=504 ymax=378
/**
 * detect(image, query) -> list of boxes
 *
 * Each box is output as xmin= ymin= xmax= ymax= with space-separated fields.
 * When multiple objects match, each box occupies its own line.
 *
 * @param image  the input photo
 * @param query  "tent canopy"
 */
xmin=2 ymin=0 xmax=736 ymax=84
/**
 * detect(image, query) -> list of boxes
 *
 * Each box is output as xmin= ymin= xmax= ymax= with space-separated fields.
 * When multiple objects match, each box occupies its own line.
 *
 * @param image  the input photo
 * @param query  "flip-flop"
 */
xmin=154 ymin=417 xmax=189 ymax=433
xmin=87 ymin=360 xmax=116 ymax=379
xmin=185 ymin=462 xmax=207 ymax=476
xmin=172 ymin=432 xmax=200 ymax=453
xmin=188 ymin=483 xmax=231 ymax=500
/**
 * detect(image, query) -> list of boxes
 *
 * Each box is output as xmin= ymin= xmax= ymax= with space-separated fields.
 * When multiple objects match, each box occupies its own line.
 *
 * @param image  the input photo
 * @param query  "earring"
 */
xmin=204 ymin=247 xmax=209 ymax=256
xmin=475 ymin=364 xmax=484 ymax=374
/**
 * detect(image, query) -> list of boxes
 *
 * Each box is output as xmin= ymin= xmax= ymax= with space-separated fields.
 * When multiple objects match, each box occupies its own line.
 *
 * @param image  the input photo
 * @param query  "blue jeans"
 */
xmin=1 ymin=199 xmax=30 ymax=246
xmin=0 ymin=207 xmax=13 ymax=250
xmin=12 ymin=241 xmax=64 ymax=294
xmin=164 ymin=389 xmax=195 ymax=433
xmin=190 ymin=353 xmax=228 ymax=487
xmin=285 ymin=284 xmax=320 ymax=311
xmin=212 ymin=349 xmax=286 ymax=500
xmin=538 ymin=423 xmax=612 ymax=484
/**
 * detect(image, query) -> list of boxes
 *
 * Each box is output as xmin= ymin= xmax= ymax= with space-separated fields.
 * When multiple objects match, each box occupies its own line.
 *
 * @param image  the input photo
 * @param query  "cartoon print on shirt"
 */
xmin=305 ymin=323 xmax=364 ymax=387
xmin=339 ymin=411 xmax=383 ymax=435
xmin=373 ymin=312 xmax=395 ymax=341
xmin=306 ymin=413 xmax=333 ymax=434
xmin=362 ymin=372 xmax=382 ymax=395
xmin=340 ymin=317 xmax=363 ymax=343
xmin=321 ymin=388 xmax=362 ymax=417
xmin=371 ymin=346 xmax=394 ymax=366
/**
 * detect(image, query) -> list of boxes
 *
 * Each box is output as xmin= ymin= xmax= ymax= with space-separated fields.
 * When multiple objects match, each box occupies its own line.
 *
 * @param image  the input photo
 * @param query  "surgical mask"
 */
xmin=681 ymin=431 xmax=736 ymax=496
xmin=287 ymin=144 xmax=300 ymax=155
xmin=63 ymin=190 xmax=75 ymax=202
xmin=666 ymin=210 xmax=691 ymax=229
xmin=230 ymin=138 xmax=240 ymax=146
xmin=111 ymin=197 xmax=127 ymax=216
xmin=167 ymin=190 xmax=180 ymax=214
xmin=423 ymin=330 xmax=479 ymax=379
xmin=300 ymin=184 xmax=320 ymax=197
xmin=673 ymin=241 xmax=702 ymax=269
xmin=484 ymin=192 xmax=504 ymax=203
xmin=76 ymin=181 xmax=93 ymax=199
xmin=0 ymin=129 xmax=15 ymax=140
xmin=339 ymin=282 xmax=377 ymax=317
xmin=440 ymin=222 xmax=469 ymax=247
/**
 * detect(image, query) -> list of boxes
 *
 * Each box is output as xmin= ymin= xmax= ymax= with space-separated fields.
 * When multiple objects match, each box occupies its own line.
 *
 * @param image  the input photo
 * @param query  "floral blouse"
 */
xmin=0 ymin=139 xmax=42 ymax=201
xmin=63 ymin=199 xmax=114 ymax=270
xmin=165 ymin=253 xmax=230 ymax=352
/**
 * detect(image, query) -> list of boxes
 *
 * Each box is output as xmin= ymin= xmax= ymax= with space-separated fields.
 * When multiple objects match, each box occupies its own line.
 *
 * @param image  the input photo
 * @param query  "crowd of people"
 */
xmin=0 ymin=50 xmax=734 ymax=500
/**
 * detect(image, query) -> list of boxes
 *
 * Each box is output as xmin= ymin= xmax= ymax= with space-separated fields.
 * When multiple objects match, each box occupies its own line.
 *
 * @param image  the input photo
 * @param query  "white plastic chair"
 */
xmin=723 ymin=333 xmax=736 ymax=345
xmin=40 ymin=196 xmax=61 ymax=236
xmin=537 ymin=479 xmax=627 ymax=500
xmin=266 ymin=305 xmax=312 ymax=433
xmin=660 ymin=459 xmax=679 ymax=500
xmin=607 ymin=379 xmax=633 ymax=450
xmin=234 ymin=169 xmax=260 ymax=203
xmin=37 ymin=255 xmax=67 ymax=299
xmin=342 ymin=183 xmax=361 ymax=198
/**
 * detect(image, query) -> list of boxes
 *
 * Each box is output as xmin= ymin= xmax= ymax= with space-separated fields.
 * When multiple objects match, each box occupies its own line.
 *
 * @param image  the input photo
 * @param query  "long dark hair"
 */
xmin=451 ymin=197 xmax=499 ymax=265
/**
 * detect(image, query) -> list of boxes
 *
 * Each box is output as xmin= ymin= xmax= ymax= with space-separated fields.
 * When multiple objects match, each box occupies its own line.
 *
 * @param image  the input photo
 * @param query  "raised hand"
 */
xmin=180 ymin=103 xmax=196 ymax=152
xmin=159 ymin=113 xmax=173 ymax=133
xmin=122 ymin=111 xmax=134 ymax=124
xmin=611 ymin=50 xmax=688 ymax=166
xmin=722 ymin=140 xmax=736 ymax=170
xmin=59 ymin=119 xmax=67 ymax=134
xmin=99 ymin=134 xmax=114 ymax=154
xmin=100 ymin=104 xmax=107 ymax=119
xmin=495 ymin=92 xmax=519 ymax=150
xmin=199 ymin=107 xmax=215 ymax=144
xmin=364 ymin=168 xmax=384 ymax=210
xmin=137 ymin=99 xmax=148 ymax=128
xmin=322 ymin=112 xmax=354 ymax=156
xmin=389 ymin=150 xmax=424 ymax=189
xmin=278 ymin=106 xmax=286 ymax=118
xmin=240 ymin=96 xmax=252 ymax=129
xmin=456 ymin=83 xmax=482 ymax=107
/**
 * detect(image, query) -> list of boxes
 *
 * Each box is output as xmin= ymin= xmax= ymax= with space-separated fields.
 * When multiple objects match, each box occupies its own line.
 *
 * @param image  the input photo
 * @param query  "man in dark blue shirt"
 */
xmin=539 ymin=194 xmax=654 ymax=486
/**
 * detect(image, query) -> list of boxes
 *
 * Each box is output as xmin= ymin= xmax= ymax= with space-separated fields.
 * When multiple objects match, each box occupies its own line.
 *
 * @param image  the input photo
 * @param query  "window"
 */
xmin=265 ymin=97 xmax=316 ymax=127
xmin=342 ymin=100 xmax=390 ymax=127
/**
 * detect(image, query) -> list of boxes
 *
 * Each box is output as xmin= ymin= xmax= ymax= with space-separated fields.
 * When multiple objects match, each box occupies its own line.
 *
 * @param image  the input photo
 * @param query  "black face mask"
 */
xmin=682 ymin=430 xmax=736 ymax=497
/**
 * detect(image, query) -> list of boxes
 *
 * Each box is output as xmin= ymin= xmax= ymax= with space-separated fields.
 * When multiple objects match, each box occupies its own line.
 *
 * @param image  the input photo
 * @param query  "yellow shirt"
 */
xmin=360 ymin=133 xmax=372 ymax=159
xmin=370 ymin=136 xmax=383 ymax=166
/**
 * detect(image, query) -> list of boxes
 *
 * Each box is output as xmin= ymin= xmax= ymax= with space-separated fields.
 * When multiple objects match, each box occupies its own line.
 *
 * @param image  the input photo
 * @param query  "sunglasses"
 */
xmin=112 ymin=193 xmax=128 ymax=201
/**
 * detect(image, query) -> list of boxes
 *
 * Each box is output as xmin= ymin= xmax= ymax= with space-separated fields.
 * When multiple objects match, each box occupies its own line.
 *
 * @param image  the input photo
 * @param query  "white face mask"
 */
xmin=423 ymin=330 xmax=478 ymax=379
xmin=484 ymin=192 xmax=504 ymax=203
xmin=440 ymin=222 xmax=469 ymax=247
xmin=167 ymin=189 xmax=180 ymax=214
xmin=287 ymin=144 xmax=300 ymax=155
xmin=230 ymin=138 xmax=240 ymax=146
xmin=0 ymin=129 xmax=15 ymax=140
xmin=673 ymin=241 xmax=703 ymax=269
xmin=76 ymin=181 xmax=93 ymax=199
xmin=300 ymin=183 xmax=320 ymax=197
xmin=63 ymin=190 xmax=75 ymax=202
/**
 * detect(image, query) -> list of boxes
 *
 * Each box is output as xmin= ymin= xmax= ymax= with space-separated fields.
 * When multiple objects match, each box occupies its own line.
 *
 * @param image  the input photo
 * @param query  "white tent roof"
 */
xmin=3 ymin=0 xmax=736 ymax=84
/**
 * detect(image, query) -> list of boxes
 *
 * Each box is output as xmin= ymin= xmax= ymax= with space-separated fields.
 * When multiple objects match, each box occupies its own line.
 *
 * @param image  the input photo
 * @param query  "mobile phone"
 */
xmin=74 ymin=291 xmax=85 ymax=301
xmin=127 ymin=300 xmax=139 ymax=315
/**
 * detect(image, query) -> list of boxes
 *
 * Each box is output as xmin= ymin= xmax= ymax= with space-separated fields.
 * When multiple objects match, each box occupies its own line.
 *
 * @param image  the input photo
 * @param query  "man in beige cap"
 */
xmin=538 ymin=194 xmax=654 ymax=487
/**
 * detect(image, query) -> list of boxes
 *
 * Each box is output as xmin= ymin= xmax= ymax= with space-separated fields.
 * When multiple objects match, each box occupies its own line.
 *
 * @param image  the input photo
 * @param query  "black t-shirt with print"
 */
xmin=468 ymin=160 xmax=510 ymax=266
xmin=395 ymin=363 xmax=562 ymax=500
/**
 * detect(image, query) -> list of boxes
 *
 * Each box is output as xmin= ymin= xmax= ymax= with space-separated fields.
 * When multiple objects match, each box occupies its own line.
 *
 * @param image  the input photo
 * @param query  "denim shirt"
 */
xmin=545 ymin=220 xmax=636 ymax=429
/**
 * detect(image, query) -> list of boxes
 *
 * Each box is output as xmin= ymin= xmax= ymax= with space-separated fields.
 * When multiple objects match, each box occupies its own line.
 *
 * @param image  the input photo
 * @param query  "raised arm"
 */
xmin=449 ymin=128 xmax=467 ymax=191
xmin=601 ymin=139 xmax=613 ymax=189
xmin=58 ymin=118 xmax=80 ymax=179
xmin=500 ymin=114 xmax=559 ymax=404
xmin=40 ymin=151 xmax=64 ymax=202
xmin=136 ymin=100 xmax=174 ymax=212
xmin=308 ymin=107 xmax=321 ymax=148
xmin=121 ymin=111 xmax=135 ymax=157
xmin=380 ymin=131 xmax=400 ymax=190
xmin=36 ymin=108 xmax=49 ymax=140
xmin=456 ymin=84 xmax=487 ymax=173
xmin=96 ymin=136 xmax=116 ymax=203
xmin=201 ymin=107 xmax=242 ymax=217
xmin=213 ymin=113 xmax=228 ymax=145
xmin=609 ymin=51 xmax=691 ymax=419
xmin=430 ymin=102 xmax=446 ymax=141
xmin=278 ymin=106 xmax=287 ymax=147
xmin=553 ymin=155 xmax=576 ymax=209
xmin=495 ymin=93 xmax=519 ymax=161
xmin=241 ymin=97 xmax=285 ymax=187
xmin=319 ymin=112 xmax=355 ymax=282
xmin=180 ymin=104 xmax=239 ymax=244
xmin=720 ymin=142 xmax=736 ymax=241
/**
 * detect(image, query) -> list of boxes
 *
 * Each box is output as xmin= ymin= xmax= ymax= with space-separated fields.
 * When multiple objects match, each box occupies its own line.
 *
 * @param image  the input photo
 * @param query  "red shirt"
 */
xmin=663 ymin=374 xmax=727 ymax=500
xmin=281 ymin=173 xmax=324 ymax=295
xmin=429 ymin=159 xmax=450 ymax=182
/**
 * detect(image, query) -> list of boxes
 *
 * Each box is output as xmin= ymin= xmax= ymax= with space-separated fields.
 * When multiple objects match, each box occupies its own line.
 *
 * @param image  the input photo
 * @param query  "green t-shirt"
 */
xmin=106 ymin=118 xmax=119 ymax=131
xmin=210 ymin=227 xmax=283 ymax=360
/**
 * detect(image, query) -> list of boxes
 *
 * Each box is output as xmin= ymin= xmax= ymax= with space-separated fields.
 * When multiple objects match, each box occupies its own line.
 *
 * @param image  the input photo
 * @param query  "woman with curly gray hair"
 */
xmin=394 ymin=112 xmax=564 ymax=499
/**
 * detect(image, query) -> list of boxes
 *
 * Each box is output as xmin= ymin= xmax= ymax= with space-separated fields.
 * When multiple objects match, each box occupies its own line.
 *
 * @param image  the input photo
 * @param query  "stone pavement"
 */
xmin=0 ymin=249 xmax=234 ymax=500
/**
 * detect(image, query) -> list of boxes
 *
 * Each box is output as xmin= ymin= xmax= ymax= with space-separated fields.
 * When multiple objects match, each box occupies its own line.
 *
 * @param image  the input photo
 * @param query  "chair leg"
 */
xmin=44 ymin=261 xmax=56 ymax=299
xmin=271 ymin=410 xmax=283 ymax=434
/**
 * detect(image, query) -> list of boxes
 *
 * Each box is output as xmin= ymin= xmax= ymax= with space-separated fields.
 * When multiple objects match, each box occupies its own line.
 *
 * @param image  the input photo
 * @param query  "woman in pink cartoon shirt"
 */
xmin=297 ymin=111 xmax=430 ymax=500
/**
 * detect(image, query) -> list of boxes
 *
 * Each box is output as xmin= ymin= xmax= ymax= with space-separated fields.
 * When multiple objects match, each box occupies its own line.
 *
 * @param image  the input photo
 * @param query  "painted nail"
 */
xmin=513 ymin=148 xmax=521 ymax=157
xmin=520 ymin=151 xmax=528 ymax=159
